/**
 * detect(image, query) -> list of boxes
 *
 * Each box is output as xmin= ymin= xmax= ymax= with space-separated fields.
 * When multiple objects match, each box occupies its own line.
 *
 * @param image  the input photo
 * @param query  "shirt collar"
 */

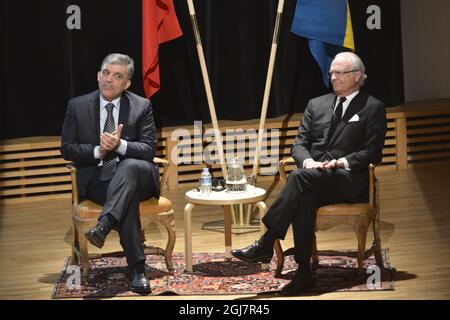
xmin=99 ymin=94 xmax=121 ymax=110
xmin=337 ymin=90 xmax=359 ymax=105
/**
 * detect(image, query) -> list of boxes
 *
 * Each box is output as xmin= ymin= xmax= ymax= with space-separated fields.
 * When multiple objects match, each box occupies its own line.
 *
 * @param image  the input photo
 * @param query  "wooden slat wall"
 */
xmin=0 ymin=137 xmax=71 ymax=204
xmin=160 ymin=99 xmax=450 ymax=189
xmin=1 ymin=99 xmax=449 ymax=202
xmin=165 ymin=116 xmax=398 ymax=189
xmin=406 ymin=115 xmax=450 ymax=163
xmin=171 ymin=130 xmax=287 ymax=188
xmin=0 ymin=137 xmax=167 ymax=204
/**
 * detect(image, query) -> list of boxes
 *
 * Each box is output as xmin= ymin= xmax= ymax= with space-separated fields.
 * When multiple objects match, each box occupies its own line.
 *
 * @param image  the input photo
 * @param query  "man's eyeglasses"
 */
xmin=328 ymin=69 xmax=360 ymax=78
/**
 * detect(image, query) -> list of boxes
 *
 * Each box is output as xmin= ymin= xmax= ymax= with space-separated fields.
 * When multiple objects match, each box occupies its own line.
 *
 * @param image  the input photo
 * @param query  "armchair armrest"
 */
xmin=66 ymin=163 xmax=79 ymax=207
xmin=153 ymin=157 xmax=170 ymax=192
xmin=277 ymin=158 xmax=380 ymax=209
xmin=278 ymin=157 xmax=296 ymax=184
xmin=153 ymin=156 xmax=169 ymax=167
xmin=368 ymin=163 xmax=381 ymax=208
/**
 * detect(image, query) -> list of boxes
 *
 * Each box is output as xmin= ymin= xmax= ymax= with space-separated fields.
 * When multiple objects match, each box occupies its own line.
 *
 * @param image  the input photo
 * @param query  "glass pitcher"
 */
xmin=227 ymin=158 xmax=245 ymax=181
xmin=225 ymin=158 xmax=247 ymax=192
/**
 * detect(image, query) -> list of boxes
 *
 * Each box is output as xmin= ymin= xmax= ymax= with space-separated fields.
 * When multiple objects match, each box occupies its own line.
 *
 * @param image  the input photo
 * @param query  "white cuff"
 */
xmin=338 ymin=157 xmax=351 ymax=171
xmin=303 ymin=158 xmax=314 ymax=168
xmin=94 ymin=146 xmax=101 ymax=159
xmin=116 ymin=139 xmax=127 ymax=156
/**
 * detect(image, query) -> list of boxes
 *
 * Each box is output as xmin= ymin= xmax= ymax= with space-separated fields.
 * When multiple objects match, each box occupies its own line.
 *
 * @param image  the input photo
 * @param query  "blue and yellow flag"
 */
xmin=291 ymin=0 xmax=355 ymax=87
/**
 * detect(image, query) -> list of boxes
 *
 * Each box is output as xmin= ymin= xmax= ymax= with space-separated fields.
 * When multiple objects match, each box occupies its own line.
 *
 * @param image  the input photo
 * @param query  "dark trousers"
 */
xmin=262 ymin=168 xmax=347 ymax=265
xmin=86 ymin=158 xmax=155 ymax=267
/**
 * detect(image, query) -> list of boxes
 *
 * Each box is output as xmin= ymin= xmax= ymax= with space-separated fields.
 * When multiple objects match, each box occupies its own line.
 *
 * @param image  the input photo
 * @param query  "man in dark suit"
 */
xmin=60 ymin=53 xmax=159 ymax=294
xmin=231 ymin=52 xmax=387 ymax=295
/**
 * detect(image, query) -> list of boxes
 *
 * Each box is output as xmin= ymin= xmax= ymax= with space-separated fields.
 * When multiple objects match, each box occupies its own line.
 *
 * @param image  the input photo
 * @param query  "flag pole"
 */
xmin=187 ymin=0 xmax=228 ymax=179
xmin=252 ymin=0 xmax=285 ymax=177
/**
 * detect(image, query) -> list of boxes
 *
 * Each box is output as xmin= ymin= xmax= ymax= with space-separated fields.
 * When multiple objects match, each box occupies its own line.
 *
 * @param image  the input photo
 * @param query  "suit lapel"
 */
xmin=328 ymin=92 xmax=367 ymax=146
xmin=88 ymin=91 xmax=101 ymax=145
xmin=118 ymin=92 xmax=130 ymax=134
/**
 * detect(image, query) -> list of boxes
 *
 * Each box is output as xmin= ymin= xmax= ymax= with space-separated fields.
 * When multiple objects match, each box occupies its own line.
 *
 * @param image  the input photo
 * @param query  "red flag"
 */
xmin=142 ymin=0 xmax=183 ymax=98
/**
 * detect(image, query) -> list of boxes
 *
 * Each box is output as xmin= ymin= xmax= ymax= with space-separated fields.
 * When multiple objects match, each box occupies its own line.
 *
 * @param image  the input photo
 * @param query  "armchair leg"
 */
xmin=311 ymin=234 xmax=319 ymax=267
xmin=140 ymin=229 xmax=147 ymax=243
xmin=373 ymin=219 xmax=384 ymax=268
xmin=274 ymin=239 xmax=284 ymax=277
xmin=77 ymin=226 xmax=90 ymax=279
xmin=159 ymin=211 xmax=176 ymax=275
xmin=356 ymin=225 xmax=368 ymax=273
xmin=71 ymin=223 xmax=79 ymax=265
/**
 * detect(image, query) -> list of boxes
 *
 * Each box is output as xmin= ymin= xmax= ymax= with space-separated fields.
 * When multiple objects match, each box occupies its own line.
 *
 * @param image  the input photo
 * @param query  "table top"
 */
xmin=185 ymin=187 xmax=266 ymax=205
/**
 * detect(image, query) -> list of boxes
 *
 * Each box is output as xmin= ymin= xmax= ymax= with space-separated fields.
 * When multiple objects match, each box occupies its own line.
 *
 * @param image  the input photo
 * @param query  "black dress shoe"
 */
xmin=84 ymin=223 xmax=108 ymax=248
xmin=130 ymin=269 xmax=151 ymax=294
xmin=279 ymin=269 xmax=314 ymax=296
xmin=231 ymin=240 xmax=273 ymax=263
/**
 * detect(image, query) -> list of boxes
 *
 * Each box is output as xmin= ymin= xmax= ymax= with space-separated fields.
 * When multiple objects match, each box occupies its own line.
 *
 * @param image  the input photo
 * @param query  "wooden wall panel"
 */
xmin=1 ymin=99 xmax=449 ymax=203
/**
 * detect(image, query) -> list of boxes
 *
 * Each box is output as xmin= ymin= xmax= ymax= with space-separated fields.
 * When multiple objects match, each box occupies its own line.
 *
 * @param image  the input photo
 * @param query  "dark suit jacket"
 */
xmin=60 ymin=90 xmax=160 ymax=200
xmin=291 ymin=91 xmax=387 ymax=202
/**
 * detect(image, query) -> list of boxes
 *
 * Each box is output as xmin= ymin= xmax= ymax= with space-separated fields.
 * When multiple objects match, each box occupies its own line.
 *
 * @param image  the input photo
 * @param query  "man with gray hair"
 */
xmin=231 ymin=52 xmax=387 ymax=295
xmin=61 ymin=53 xmax=159 ymax=294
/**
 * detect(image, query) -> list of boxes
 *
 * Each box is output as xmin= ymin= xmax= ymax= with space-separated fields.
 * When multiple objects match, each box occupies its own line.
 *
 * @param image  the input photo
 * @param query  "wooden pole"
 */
xmin=252 ymin=0 xmax=285 ymax=177
xmin=187 ymin=0 xmax=228 ymax=179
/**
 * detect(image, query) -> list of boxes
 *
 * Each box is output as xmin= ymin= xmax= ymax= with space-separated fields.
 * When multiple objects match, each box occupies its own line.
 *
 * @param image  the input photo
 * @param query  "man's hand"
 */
xmin=304 ymin=160 xmax=326 ymax=169
xmin=99 ymin=124 xmax=123 ymax=158
xmin=323 ymin=159 xmax=344 ymax=169
xmin=304 ymin=159 xmax=345 ymax=169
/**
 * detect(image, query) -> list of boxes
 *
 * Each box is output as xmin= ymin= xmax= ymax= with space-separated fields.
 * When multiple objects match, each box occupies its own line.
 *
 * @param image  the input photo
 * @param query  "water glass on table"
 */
xmin=246 ymin=174 xmax=256 ymax=193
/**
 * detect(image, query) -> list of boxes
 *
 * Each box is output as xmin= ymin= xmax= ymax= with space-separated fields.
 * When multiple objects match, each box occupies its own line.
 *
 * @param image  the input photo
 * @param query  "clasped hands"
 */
xmin=304 ymin=159 xmax=344 ymax=169
xmin=99 ymin=124 xmax=123 ymax=159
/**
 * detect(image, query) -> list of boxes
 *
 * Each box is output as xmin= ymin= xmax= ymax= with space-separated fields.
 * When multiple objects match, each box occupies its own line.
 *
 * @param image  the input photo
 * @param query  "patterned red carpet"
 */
xmin=52 ymin=250 xmax=395 ymax=298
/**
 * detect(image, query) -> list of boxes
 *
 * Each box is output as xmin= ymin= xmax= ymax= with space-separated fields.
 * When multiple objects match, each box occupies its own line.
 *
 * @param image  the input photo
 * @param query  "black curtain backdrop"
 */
xmin=0 ymin=0 xmax=404 ymax=139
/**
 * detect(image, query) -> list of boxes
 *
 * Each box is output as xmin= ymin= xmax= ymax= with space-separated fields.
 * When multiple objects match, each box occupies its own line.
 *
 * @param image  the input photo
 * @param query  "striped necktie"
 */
xmin=100 ymin=103 xmax=117 ymax=180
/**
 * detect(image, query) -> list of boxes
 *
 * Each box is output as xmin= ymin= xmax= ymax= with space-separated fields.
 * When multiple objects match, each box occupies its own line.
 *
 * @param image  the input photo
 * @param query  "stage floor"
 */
xmin=1 ymin=161 xmax=449 ymax=300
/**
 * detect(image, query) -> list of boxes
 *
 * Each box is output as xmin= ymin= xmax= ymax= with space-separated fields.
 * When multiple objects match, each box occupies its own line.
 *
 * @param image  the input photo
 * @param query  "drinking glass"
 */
xmin=246 ymin=174 xmax=256 ymax=193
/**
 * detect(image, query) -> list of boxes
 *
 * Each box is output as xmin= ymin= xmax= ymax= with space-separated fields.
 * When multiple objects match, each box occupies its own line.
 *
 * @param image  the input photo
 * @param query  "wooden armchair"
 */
xmin=67 ymin=157 xmax=176 ymax=278
xmin=274 ymin=157 xmax=383 ymax=276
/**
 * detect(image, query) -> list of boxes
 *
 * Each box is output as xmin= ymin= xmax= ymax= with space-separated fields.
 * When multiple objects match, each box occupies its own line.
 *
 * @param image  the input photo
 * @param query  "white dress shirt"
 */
xmin=94 ymin=94 xmax=127 ymax=163
xmin=302 ymin=91 xmax=360 ymax=170
xmin=332 ymin=90 xmax=359 ymax=119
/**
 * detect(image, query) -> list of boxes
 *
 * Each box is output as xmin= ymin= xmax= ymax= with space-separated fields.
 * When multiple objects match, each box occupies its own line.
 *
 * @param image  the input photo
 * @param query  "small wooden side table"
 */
xmin=184 ymin=187 xmax=276 ymax=272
